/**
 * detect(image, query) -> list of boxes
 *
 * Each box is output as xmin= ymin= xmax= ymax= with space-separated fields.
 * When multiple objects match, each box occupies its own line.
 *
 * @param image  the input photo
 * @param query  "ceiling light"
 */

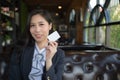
xmin=58 ymin=6 xmax=62 ymax=9
xmin=55 ymin=13 xmax=59 ymax=16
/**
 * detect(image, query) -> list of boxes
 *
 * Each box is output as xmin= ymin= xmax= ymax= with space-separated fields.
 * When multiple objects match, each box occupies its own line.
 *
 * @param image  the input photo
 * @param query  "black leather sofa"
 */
xmin=62 ymin=45 xmax=120 ymax=80
xmin=0 ymin=45 xmax=120 ymax=80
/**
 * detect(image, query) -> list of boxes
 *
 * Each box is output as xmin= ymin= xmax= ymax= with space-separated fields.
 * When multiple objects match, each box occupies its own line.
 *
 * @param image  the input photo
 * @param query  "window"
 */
xmin=84 ymin=0 xmax=120 ymax=49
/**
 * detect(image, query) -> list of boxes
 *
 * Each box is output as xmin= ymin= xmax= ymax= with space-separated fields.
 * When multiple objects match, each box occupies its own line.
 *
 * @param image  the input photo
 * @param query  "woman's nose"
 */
xmin=35 ymin=26 xmax=41 ymax=32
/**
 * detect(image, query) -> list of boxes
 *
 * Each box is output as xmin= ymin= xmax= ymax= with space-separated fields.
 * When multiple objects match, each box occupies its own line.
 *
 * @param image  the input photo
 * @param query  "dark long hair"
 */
xmin=11 ymin=9 xmax=53 ymax=68
xmin=25 ymin=8 xmax=53 ymax=47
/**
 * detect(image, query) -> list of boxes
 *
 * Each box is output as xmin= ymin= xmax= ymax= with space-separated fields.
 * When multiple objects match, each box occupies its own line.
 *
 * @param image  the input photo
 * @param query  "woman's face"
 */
xmin=30 ymin=14 xmax=52 ymax=43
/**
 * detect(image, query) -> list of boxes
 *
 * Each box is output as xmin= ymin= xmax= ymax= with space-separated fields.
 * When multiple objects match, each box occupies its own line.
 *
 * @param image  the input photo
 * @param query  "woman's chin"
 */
xmin=35 ymin=39 xmax=42 ymax=42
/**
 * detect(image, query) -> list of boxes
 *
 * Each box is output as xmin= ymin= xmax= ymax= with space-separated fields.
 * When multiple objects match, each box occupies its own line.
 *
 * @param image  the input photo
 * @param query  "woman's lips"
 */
xmin=35 ymin=34 xmax=42 ymax=39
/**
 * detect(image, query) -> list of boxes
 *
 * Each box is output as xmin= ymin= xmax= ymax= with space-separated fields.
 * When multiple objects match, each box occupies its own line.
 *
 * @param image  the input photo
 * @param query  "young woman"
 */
xmin=9 ymin=8 xmax=65 ymax=80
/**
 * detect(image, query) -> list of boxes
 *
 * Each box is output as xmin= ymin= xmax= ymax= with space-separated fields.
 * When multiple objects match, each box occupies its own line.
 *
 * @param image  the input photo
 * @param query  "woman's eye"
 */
xmin=30 ymin=25 xmax=35 ymax=27
xmin=39 ymin=24 xmax=44 ymax=26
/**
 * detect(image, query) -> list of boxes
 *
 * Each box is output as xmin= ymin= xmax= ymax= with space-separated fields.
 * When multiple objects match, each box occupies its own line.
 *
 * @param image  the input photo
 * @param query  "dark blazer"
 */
xmin=9 ymin=45 xmax=65 ymax=80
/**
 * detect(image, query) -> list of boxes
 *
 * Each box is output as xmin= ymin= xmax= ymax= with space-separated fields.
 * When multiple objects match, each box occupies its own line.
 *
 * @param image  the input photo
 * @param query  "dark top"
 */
xmin=9 ymin=45 xmax=65 ymax=80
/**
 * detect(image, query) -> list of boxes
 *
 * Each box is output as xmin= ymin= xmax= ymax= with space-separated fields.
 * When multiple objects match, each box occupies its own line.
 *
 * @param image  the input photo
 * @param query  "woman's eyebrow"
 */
xmin=38 ymin=21 xmax=44 ymax=23
xmin=30 ymin=21 xmax=43 ymax=24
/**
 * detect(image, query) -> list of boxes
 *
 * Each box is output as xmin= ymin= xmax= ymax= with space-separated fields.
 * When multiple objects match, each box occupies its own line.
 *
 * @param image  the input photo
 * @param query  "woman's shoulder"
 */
xmin=10 ymin=46 xmax=23 ymax=65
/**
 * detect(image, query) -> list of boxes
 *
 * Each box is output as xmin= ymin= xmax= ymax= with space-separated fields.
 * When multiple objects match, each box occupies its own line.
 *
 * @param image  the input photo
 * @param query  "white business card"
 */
xmin=47 ymin=31 xmax=61 ymax=41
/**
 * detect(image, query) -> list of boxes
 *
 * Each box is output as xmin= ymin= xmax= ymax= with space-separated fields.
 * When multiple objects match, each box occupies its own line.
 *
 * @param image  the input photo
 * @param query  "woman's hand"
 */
xmin=46 ymin=41 xmax=58 ymax=71
xmin=46 ymin=41 xmax=58 ymax=60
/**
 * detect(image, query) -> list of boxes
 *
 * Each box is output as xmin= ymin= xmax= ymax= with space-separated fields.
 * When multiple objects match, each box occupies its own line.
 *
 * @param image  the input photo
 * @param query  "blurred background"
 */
xmin=0 ymin=0 xmax=120 ymax=80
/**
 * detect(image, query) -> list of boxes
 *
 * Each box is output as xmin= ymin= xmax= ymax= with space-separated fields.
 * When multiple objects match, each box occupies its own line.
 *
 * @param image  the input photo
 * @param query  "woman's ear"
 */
xmin=49 ymin=23 xmax=52 ymax=30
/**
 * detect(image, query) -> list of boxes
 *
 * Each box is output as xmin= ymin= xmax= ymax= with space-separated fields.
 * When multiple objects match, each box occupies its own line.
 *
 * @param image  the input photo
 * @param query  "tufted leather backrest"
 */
xmin=63 ymin=52 xmax=120 ymax=80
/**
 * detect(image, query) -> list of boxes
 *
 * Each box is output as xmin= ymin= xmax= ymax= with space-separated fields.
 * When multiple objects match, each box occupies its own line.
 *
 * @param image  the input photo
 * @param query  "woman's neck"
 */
xmin=36 ymin=40 xmax=48 ymax=49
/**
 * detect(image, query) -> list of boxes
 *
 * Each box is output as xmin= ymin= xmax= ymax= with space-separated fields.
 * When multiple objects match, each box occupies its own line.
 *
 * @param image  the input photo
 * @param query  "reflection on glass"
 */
xmin=69 ymin=9 xmax=76 ymax=25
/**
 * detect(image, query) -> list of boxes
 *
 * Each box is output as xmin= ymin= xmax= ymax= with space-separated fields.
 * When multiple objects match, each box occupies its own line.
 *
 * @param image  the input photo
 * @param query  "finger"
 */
xmin=51 ymin=41 xmax=58 ymax=47
xmin=48 ymin=41 xmax=58 ymax=47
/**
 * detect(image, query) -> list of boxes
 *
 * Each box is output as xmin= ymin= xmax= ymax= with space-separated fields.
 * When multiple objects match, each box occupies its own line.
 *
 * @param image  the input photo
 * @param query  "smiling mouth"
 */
xmin=35 ymin=34 xmax=42 ymax=39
